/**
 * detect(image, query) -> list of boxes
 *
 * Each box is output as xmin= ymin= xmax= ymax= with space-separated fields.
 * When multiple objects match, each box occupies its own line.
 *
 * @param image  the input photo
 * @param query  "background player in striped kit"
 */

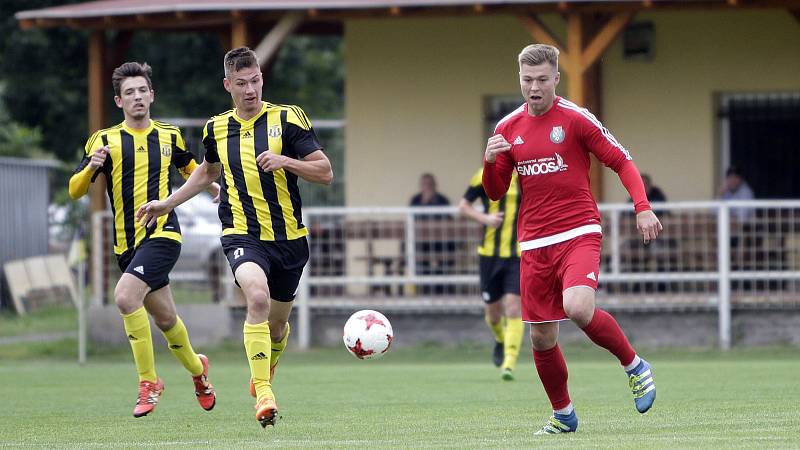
xmin=69 ymin=62 xmax=218 ymax=418
xmin=459 ymin=168 xmax=523 ymax=381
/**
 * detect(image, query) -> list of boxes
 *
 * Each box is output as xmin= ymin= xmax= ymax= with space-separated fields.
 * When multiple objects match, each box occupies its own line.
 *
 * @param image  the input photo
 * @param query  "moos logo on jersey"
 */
xmin=516 ymin=153 xmax=568 ymax=177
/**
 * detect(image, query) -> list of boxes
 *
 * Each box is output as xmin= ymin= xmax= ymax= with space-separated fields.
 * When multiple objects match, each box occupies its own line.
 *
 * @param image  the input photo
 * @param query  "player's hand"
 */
xmin=256 ymin=152 xmax=288 ymax=172
xmin=136 ymin=200 xmax=172 ymax=228
xmin=208 ymin=182 xmax=221 ymax=203
xmin=636 ymin=210 xmax=663 ymax=244
xmin=88 ymin=146 xmax=109 ymax=170
xmin=484 ymin=134 xmax=512 ymax=163
xmin=484 ymin=212 xmax=504 ymax=228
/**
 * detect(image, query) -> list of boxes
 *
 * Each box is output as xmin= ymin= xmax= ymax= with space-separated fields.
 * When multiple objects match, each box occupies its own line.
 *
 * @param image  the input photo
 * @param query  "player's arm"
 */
xmin=482 ymin=134 xmax=514 ymax=200
xmin=172 ymin=137 xmax=221 ymax=202
xmin=137 ymin=160 xmax=222 ymax=227
xmin=68 ymin=143 xmax=109 ymax=200
xmin=258 ymin=149 xmax=333 ymax=185
xmin=459 ymin=171 xmax=504 ymax=228
xmin=580 ymin=115 xmax=662 ymax=243
xmin=255 ymin=106 xmax=333 ymax=185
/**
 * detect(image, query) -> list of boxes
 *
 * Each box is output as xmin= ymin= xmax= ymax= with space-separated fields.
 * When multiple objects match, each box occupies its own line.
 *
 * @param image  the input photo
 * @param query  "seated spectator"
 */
xmin=409 ymin=173 xmax=453 ymax=295
xmin=719 ymin=166 xmax=754 ymax=221
xmin=409 ymin=173 xmax=450 ymax=207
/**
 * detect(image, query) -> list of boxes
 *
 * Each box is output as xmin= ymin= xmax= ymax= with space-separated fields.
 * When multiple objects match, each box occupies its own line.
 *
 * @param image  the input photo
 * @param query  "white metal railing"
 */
xmin=89 ymin=201 xmax=800 ymax=351
xmin=296 ymin=201 xmax=800 ymax=350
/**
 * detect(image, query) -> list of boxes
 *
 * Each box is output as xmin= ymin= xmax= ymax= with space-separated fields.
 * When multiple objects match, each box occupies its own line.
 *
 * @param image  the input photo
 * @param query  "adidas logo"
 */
xmin=127 ymin=334 xmax=138 ymax=341
xmin=243 ymin=130 xmax=252 ymax=138
xmin=136 ymin=145 xmax=146 ymax=152
xmin=250 ymin=352 xmax=268 ymax=361
xmin=513 ymin=136 xmax=524 ymax=145
xmin=133 ymin=265 xmax=144 ymax=275
xmin=169 ymin=344 xmax=183 ymax=350
xmin=586 ymin=272 xmax=597 ymax=281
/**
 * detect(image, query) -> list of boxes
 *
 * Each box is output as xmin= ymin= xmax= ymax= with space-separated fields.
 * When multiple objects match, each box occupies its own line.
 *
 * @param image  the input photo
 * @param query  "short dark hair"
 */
xmin=111 ymin=62 xmax=153 ymax=97
xmin=726 ymin=166 xmax=742 ymax=177
xmin=224 ymin=47 xmax=259 ymax=77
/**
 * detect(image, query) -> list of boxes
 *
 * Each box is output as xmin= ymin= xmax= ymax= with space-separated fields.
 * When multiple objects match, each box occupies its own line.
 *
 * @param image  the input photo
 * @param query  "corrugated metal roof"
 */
xmin=15 ymin=0 xmax=621 ymax=20
xmin=0 ymin=157 xmax=63 ymax=169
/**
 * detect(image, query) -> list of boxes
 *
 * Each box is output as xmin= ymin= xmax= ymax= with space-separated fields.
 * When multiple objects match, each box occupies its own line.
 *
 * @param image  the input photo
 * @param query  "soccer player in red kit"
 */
xmin=482 ymin=44 xmax=662 ymax=435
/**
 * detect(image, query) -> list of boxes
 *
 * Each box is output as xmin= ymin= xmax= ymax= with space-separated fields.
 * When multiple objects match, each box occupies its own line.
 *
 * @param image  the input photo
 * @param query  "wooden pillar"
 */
xmin=88 ymin=30 xmax=106 ymax=214
xmin=231 ymin=12 xmax=249 ymax=49
xmin=520 ymin=11 xmax=634 ymax=201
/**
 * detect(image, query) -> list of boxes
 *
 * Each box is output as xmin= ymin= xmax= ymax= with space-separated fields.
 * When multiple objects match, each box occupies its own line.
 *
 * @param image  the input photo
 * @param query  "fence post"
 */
xmin=91 ymin=212 xmax=105 ymax=307
xmin=717 ymin=204 xmax=731 ymax=350
xmin=405 ymin=212 xmax=416 ymax=279
xmin=298 ymin=261 xmax=311 ymax=350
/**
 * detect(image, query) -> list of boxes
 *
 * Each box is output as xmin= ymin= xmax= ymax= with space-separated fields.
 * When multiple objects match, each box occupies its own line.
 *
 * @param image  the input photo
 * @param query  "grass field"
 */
xmin=1 ymin=343 xmax=798 ymax=449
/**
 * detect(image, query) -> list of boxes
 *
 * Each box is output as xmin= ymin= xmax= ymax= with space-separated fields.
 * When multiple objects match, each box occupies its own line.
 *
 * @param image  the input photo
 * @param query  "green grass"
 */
xmin=0 ymin=305 xmax=76 ymax=337
xmin=1 ymin=344 xmax=799 ymax=448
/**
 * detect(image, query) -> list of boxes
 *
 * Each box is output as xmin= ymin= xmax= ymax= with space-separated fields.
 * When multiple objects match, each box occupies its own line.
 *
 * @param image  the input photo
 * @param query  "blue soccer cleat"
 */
xmin=534 ymin=410 xmax=578 ymax=435
xmin=627 ymin=359 xmax=656 ymax=413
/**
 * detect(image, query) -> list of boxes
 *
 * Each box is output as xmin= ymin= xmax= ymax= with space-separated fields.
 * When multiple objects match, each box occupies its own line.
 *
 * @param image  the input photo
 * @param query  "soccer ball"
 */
xmin=343 ymin=310 xmax=393 ymax=359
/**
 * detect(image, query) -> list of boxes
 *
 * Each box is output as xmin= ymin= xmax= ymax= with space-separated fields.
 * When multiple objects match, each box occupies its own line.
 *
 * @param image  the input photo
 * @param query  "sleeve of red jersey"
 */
xmin=482 ymin=126 xmax=514 ymax=201
xmin=576 ymin=110 xmax=651 ymax=214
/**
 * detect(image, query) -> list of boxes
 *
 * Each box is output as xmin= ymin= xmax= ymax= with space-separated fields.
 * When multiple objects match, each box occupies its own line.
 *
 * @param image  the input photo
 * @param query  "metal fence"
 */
xmin=296 ymin=201 xmax=800 ymax=350
xmin=90 ymin=200 xmax=800 ymax=350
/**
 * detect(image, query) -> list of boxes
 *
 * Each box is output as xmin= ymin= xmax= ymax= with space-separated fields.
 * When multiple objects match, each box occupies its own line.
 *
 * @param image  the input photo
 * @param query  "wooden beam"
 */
xmin=566 ymin=13 xmax=584 ymax=105
xmin=231 ymin=16 xmax=248 ymax=48
xmin=580 ymin=11 xmax=635 ymax=71
xmin=87 ymin=30 xmax=107 ymax=215
xmin=254 ymin=11 xmax=304 ymax=70
xmin=520 ymin=15 xmax=566 ymax=52
xmin=790 ymin=9 xmax=800 ymax=25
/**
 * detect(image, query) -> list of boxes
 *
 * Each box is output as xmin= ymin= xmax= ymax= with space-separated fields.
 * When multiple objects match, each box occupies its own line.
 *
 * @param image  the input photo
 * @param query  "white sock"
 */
xmin=624 ymin=355 xmax=642 ymax=372
xmin=554 ymin=403 xmax=574 ymax=416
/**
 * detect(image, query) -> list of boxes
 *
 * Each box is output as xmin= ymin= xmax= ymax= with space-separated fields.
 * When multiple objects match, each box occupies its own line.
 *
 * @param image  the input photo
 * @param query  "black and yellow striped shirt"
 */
xmin=75 ymin=120 xmax=195 ymax=254
xmin=202 ymin=101 xmax=322 ymax=241
xmin=463 ymin=168 xmax=521 ymax=258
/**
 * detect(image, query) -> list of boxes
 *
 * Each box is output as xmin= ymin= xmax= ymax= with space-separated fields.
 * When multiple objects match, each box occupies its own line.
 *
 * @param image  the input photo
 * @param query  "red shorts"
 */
xmin=520 ymin=233 xmax=602 ymax=323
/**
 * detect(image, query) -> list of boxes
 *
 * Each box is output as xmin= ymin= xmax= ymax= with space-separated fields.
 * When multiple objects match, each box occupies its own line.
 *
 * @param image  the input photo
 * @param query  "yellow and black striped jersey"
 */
xmin=74 ymin=120 xmax=195 ymax=254
xmin=202 ymin=101 xmax=322 ymax=241
xmin=463 ymin=168 xmax=521 ymax=258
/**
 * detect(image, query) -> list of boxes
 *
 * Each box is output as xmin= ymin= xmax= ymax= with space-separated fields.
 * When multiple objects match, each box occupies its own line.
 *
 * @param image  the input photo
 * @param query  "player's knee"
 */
xmin=530 ymin=333 xmax=556 ymax=351
xmin=114 ymin=287 xmax=141 ymax=314
xmin=152 ymin=312 xmax=176 ymax=331
xmin=245 ymin=289 xmax=270 ymax=315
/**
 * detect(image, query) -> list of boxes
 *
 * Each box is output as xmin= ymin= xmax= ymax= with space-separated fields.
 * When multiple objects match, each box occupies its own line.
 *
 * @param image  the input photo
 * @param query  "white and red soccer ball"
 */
xmin=343 ymin=310 xmax=393 ymax=359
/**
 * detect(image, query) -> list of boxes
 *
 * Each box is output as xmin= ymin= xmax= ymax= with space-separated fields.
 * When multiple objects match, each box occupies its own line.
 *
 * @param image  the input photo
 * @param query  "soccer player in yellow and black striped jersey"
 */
xmin=459 ymin=168 xmax=524 ymax=381
xmin=69 ymin=62 xmax=218 ymax=418
xmin=137 ymin=47 xmax=333 ymax=428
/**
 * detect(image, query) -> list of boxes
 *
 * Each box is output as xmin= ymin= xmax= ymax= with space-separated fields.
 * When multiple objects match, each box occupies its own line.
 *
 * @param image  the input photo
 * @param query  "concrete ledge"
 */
xmin=88 ymin=303 xmax=230 ymax=347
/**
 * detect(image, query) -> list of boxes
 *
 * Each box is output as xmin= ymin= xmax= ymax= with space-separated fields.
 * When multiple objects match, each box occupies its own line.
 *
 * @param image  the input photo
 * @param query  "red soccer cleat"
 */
xmin=193 ymin=354 xmax=216 ymax=411
xmin=255 ymin=396 xmax=279 ymax=428
xmin=133 ymin=378 xmax=164 ymax=418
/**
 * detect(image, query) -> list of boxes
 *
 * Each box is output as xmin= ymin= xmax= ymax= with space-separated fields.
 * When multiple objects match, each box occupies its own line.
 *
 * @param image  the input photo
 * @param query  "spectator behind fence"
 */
xmin=719 ymin=166 xmax=754 ymax=221
xmin=409 ymin=173 xmax=453 ymax=295
xmin=630 ymin=173 xmax=667 ymax=216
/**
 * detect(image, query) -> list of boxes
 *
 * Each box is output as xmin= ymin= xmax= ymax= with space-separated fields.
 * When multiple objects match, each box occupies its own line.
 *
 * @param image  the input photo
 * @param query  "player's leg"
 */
xmin=144 ymin=286 xmax=215 ymax=411
xmin=500 ymin=257 xmax=523 ymax=379
xmin=561 ymin=234 xmax=655 ymax=413
xmin=480 ymin=256 xmax=505 ymax=367
xmin=235 ymin=261 xmax=278 ymax=427
xmin=531 ymin=322 xmax=578 ymax=434
xmin=500 ymin=293 xmax=523 ymax=380
xmin=114 ymin=247 xmax=162 ymax=418
xmin=264 ymin=236 xmax=309 ymax=384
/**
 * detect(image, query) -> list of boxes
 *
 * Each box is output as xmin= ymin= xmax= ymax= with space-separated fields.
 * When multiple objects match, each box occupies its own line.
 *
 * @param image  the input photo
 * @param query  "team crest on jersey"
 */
xmin=268 ymin=124 xmax=282 ymax=138
xmin=160 ymin=144 xmax=171 ymax=157
xmin=550 ymin=126 xmax=565 ymax=144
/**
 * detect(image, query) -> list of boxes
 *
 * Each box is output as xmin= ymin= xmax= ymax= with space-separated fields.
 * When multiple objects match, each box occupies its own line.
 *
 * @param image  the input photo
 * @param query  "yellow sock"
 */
xmin=122 ymin=306 xmax=157 ymax=383
xmin=485 ymin=314 xmax=504 ymax=343
xmin=271 ymin=322 xmax=291 ymax=370
xmin=162 ymin=316 xmax=203 ymax=376
xmin=244 ymin=321 xmax=272 ymax=401
xmin=502 ymin=317 xmax=525 ymax=371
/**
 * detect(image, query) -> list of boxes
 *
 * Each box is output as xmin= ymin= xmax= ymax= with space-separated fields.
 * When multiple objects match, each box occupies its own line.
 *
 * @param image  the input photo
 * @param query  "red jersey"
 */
xmin=483 ymin=97 xmax=650 ymax=250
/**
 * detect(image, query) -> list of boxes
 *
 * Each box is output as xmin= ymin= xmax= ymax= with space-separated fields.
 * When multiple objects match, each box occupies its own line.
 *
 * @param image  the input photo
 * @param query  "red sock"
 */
xmin=581 ymin=308 xmax=636 ymax=366
xmin=532 ymin=344 xmax=571 ymax=410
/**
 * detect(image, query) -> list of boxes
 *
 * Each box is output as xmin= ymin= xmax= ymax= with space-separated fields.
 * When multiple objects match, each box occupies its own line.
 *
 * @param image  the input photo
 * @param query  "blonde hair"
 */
xmin=518 ymin=44 xmax=559 ymax=68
